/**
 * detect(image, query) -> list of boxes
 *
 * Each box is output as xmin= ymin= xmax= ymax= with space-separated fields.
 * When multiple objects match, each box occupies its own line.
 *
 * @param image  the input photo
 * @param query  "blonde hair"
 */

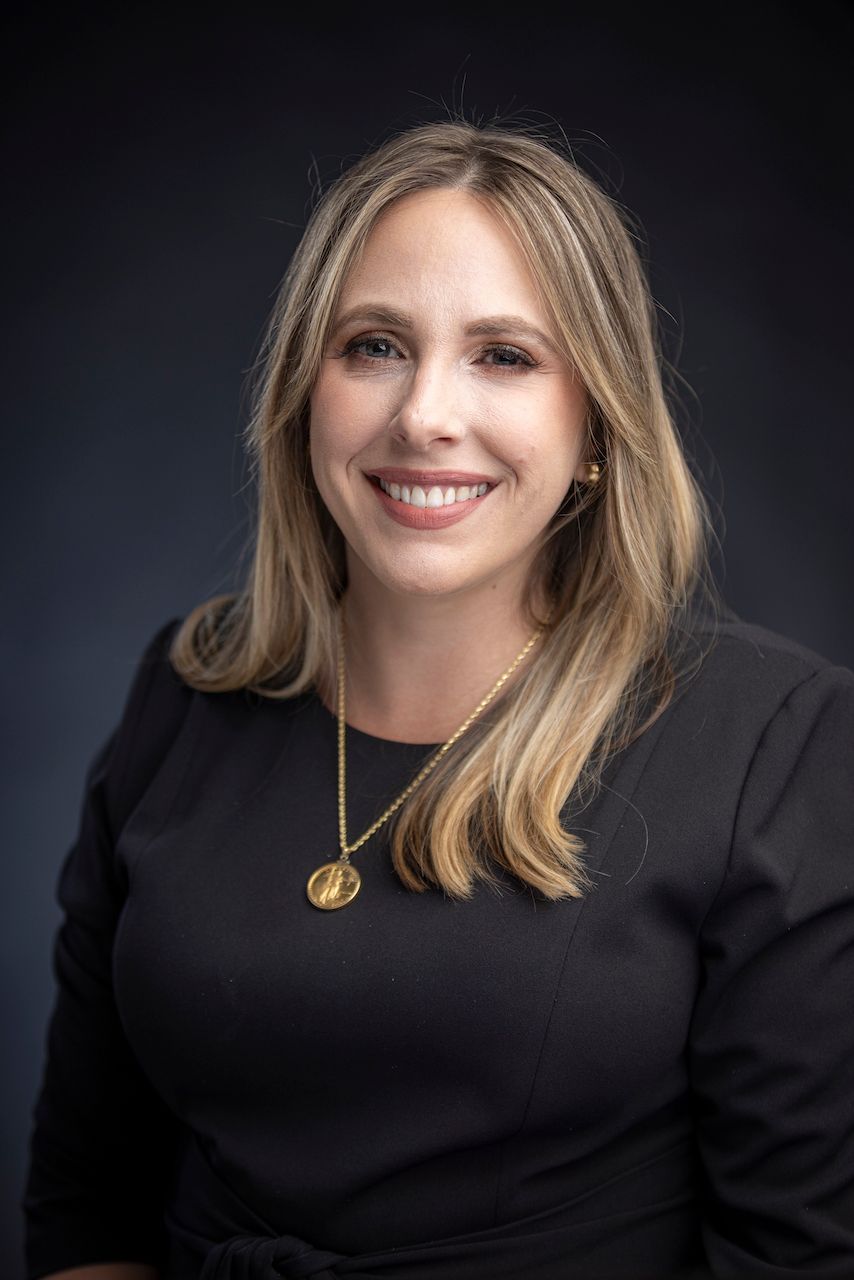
xmin=171 ymin=120 xmax=713 ymax=900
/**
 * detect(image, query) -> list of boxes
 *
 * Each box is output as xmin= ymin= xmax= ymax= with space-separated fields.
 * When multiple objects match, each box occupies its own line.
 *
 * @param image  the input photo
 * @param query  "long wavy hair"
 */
xmin=171 ymin=120 xmax=713 ymax=900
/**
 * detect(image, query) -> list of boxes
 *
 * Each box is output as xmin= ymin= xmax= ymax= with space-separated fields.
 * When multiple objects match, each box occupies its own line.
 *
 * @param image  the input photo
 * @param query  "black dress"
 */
xmin=22 ymin=616 xmax=854 ymax=1278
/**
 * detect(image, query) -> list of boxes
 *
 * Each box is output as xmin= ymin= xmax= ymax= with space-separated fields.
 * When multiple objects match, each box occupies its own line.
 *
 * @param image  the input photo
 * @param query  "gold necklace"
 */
xmin=305 ymin=609 xmax=546 ymax=910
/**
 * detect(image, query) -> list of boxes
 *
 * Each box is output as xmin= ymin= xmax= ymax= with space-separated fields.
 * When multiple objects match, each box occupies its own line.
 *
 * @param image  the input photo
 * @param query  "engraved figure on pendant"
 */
xmin=307 ymin=861 xmax=361 ymax=909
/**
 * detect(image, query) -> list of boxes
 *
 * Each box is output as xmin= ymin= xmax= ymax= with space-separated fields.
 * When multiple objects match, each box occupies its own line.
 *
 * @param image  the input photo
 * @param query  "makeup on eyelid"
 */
xmin=337 ymin=333 xmax=540 ymax=372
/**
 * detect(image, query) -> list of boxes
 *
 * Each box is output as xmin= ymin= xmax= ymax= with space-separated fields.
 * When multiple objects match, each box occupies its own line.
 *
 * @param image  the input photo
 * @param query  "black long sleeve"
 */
xmin=23 ymin=619 xmax=190 ymax=1279
xmin=690 ymin=665 xmax=854 ymax=1275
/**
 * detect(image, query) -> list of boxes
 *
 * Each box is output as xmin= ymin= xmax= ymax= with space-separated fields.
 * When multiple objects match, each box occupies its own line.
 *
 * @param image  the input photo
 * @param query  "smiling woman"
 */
xmin=24 ymin=121 xmax=854 ymax=1279
xmin=309 ymin=188 xmax=589 ymax=617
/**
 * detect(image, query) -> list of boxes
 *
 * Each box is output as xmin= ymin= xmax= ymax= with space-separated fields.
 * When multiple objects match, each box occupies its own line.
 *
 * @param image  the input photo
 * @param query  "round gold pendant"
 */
xmin=306 ymin=861 xmax=362 ymax=910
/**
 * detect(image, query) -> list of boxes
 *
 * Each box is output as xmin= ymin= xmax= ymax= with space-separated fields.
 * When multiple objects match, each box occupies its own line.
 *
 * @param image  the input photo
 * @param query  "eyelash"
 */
xmin=337 ymin=333 xmax=539 ymax=373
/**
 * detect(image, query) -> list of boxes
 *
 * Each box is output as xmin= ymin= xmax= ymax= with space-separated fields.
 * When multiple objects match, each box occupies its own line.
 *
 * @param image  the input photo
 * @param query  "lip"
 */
xmin=367 ymin=474 xmax=492 ymax=530
xmin=366 ymin=467 xmax=497 ymax=487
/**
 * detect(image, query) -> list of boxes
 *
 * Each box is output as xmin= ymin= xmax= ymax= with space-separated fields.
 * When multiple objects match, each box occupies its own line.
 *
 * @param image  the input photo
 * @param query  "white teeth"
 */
xmin=376 ymin=478 xmax=490 ymax=508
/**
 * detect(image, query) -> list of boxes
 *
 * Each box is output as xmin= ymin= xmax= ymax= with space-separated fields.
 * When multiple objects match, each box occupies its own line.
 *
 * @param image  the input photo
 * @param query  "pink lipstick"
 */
xmin=364 ymin=471 xmax=495 ymax=530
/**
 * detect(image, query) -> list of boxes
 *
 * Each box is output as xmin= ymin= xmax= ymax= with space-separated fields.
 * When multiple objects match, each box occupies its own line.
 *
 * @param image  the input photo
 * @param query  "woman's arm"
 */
xmin=690 ymin=664 xmax=854 ymax=1274
xmin=23 ymin=622 xmax=189 ymax=1280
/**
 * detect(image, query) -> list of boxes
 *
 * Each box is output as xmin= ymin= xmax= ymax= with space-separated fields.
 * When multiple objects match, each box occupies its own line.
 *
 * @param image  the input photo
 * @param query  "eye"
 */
xmin=341 ymin=333 xmax=404 ymax=361
xmin=479 ymin=344 xmax=538 ymax=372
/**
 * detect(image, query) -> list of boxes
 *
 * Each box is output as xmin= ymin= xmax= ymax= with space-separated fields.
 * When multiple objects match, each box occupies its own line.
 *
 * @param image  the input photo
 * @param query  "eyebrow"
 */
xmin=331 ymin=305 xmax=559 ymax=353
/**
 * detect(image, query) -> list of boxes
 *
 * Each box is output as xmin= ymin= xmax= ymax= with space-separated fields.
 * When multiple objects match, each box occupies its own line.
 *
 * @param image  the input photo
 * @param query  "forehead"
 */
xmin=337 ymin=188 xmax=547 ymax=324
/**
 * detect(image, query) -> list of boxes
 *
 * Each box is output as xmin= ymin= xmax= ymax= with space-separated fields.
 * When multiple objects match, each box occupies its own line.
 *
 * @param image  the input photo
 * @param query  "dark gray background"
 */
xmin=4 ymin=4 xmax=852 ymax=1270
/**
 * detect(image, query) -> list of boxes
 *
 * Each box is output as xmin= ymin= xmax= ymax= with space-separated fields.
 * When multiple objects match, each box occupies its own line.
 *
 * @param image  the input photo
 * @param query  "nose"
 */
xmin=388 ymin=360 xmax=464 ymax=451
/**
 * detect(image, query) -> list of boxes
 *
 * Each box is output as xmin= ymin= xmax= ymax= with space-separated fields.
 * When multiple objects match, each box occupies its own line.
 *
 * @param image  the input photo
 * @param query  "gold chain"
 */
xmin=336 ymin=607 xmax=545 ymax=860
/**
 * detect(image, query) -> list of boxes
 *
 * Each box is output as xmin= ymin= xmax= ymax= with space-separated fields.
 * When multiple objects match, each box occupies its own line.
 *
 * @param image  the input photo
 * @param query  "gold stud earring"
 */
xmin=583 ymin=462 xmax=602 ymax=484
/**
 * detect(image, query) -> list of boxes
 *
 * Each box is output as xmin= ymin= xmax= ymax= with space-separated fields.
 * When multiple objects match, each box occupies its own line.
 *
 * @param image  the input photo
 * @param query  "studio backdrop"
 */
xmin=3 ymin=4 xmax=852 ymax=1270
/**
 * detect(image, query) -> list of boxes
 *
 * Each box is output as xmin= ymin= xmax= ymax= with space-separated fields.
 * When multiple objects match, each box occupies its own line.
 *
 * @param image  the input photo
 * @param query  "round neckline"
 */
xmin=315 ymin=693 xmax=441 ymax=750
xmin=346 ymin=719 xmax=442 ymax=751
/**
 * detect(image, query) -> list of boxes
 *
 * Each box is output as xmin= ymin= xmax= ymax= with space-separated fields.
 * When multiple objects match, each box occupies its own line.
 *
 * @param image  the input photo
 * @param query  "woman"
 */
xmin=24 ymin=121 xmax=854 ymax=1279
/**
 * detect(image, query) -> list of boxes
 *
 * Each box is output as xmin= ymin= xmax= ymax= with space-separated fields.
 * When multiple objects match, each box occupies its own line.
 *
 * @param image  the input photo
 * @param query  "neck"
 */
xmin=339 ymin=560 xmax=545 ymax=744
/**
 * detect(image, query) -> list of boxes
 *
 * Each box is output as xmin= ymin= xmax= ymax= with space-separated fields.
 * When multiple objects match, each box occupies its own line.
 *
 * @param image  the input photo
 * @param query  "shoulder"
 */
xmin=677 ymin=611 xmax=853 ymax=729
xmin=135 ymin=615 xmax=186 ymax=682
xmin=697 ymin=610 xmax=842 ymax=673
xmin=99 ymin=617 xmax=196 ymax=832
xmin=117 ymin=616 xmax=195 ymax=740
xmin=625 ymin=612 xmax=854 ymax=827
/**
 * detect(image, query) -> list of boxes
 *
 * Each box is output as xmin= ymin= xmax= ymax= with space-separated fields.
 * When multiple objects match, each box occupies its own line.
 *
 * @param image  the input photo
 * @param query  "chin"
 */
xmin=380 ymin=568 xmax=475 ymax=600
xmin=357 ymin=547 xmax=486 ymax=600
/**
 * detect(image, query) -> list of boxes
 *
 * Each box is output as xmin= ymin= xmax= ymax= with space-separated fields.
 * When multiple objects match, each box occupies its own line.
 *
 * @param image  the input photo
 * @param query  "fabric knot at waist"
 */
xmin=200 ymin=1231 xmax=346 ymax=1279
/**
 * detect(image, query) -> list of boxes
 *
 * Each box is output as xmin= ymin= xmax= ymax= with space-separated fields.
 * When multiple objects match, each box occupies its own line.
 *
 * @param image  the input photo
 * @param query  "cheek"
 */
xmin=309 ymin=375 xmax=393 ymax=463
xmin=490 ymin=386 xmax=586 ymax=477
xmin=309 ymin=395 xmax=359 ymax=481
xmin=505 ymin=437 xmax=578 ymax=497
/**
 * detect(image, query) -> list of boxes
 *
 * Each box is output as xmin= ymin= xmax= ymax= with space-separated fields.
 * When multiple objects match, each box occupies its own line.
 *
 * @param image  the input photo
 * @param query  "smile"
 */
xmin=377 ymin=479 xmax=489 ymax=508
xmin=366 ymin=472 xmax=495 ymax=530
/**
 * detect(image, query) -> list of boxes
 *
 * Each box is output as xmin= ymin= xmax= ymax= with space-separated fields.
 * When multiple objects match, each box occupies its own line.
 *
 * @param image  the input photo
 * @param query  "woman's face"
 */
xmin=309 ymin=188 xmax=590 ymax=607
